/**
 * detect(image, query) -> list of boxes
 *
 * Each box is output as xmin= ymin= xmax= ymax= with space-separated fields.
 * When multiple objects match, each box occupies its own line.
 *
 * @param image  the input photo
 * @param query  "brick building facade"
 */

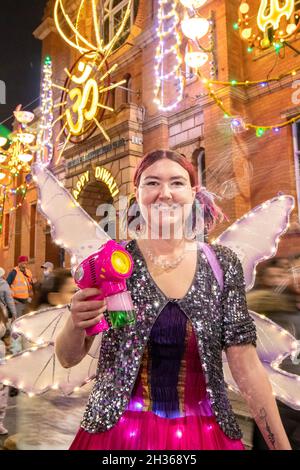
xmin=1 ymin=0 xmax=300 ymax=279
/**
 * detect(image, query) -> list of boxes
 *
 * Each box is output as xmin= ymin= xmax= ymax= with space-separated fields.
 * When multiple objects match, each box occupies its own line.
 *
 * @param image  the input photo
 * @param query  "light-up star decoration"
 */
xmin=237 ymin=0 xmax=300 ymax=51
xmin=52 ymin=0 xmax=133 ymax=159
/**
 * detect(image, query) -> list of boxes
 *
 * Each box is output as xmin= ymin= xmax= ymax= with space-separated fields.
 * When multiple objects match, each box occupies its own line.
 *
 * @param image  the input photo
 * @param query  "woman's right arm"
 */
xmin=55 ymin=288 xmax=107 ymax=368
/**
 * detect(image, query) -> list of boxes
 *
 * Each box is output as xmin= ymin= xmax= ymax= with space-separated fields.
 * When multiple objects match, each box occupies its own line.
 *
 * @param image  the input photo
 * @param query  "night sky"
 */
xmin=0 ymin=0 xmax=47 ymax=134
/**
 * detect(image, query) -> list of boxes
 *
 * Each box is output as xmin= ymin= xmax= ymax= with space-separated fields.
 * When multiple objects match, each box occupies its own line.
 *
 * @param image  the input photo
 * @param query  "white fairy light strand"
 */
xmin=154 ymin=0 xmax=184 ymax=111
xmin=36 ymin=59 xmax=54 ymax=166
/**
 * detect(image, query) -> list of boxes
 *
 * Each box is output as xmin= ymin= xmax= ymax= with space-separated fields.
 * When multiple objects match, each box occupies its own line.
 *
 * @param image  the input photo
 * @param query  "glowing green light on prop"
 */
xmin=233 ymin=23 xmax=239 ymax=30
xmin=231 ymin=80 xmax=237 ymax=86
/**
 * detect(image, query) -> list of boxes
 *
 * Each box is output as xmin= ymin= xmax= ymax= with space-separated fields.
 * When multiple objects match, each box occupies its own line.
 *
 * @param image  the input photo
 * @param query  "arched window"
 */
xmin=102 ymin=0 xmax=139 ymax=49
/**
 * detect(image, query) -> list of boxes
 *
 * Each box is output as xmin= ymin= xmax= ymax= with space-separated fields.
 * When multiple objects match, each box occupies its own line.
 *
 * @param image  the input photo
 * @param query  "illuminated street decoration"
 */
xmin=154 ymin=0 xmax=184 ymax=111
xmin=54 ymin=0 xmax=133 ymax=56
xmin=0 ymin=107 xmax=36 ymax=179
xmin=257 ymin=0 xmax=295 ymax=32
xmin=53 ymin=0 xmax=133 ymax=160
xmin=237 ymin=0 xmax=299 ymax=51
xmin=154 ymin=0 xmax=214 ymax=111
xmin=72 ymin=166 xmax=120 ymax=200
xmin=36 ymin=56 xmax=54 ymax=166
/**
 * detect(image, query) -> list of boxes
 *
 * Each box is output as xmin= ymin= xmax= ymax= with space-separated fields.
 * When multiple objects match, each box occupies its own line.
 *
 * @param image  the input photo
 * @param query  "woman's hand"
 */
xmin=70 ymin=288 xmax=107 ymax=331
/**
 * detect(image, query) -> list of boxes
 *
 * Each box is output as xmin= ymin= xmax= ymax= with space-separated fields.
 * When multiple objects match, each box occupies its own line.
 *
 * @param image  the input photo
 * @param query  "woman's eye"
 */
xmin=146 ymin=181 xmax=158 ymax=186
xmin=172 ymin=181 xmax=184 ymax=186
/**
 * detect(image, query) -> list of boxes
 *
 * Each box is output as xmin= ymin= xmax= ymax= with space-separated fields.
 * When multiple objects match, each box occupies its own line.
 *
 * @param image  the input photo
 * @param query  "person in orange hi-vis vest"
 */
xmin=6 ymin=256 xmax=35 ymax=318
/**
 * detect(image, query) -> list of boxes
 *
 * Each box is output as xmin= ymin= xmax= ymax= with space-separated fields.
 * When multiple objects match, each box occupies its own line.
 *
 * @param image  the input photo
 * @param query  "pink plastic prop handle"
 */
xmin=86 ymin=318 xmax=109 ymax=336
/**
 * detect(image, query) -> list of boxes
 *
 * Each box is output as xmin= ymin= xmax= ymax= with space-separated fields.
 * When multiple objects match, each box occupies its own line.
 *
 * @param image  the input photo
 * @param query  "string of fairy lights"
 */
xmin=154 ymin=0 xmax=184 ymax=111
xmin=0 ymin=56 xmax=54 ymax=233
xmin=198 ymin=67 xmax=300 ymax=137
xmin=154 ymin=0 xmax=300 ymax=137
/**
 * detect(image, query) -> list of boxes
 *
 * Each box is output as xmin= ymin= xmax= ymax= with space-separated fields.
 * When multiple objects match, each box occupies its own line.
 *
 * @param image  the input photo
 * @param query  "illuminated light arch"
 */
xmin=72 ymin=167 xmax=120 ymax=200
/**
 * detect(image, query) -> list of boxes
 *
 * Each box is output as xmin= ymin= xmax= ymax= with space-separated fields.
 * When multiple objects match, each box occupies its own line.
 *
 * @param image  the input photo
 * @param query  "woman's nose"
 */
xmin=158 ymin=183 xmax=172 ymax=199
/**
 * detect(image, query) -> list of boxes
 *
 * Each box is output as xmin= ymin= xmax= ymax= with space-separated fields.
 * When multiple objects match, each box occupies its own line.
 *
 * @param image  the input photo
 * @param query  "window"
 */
xmin=123 ymin=73 xmax=132 ymax=103
xmin=3 ymin=213 xmax=9 ymax=247
xmin=293 ymin=121 xmax=300 ymax=220
xmin=102 ymin=0 xmax=139 ymax=50
xmin=29 ymin=204 xmax=36 ymax=259
xmin=192 ymin=147 xmax=206 ymax=187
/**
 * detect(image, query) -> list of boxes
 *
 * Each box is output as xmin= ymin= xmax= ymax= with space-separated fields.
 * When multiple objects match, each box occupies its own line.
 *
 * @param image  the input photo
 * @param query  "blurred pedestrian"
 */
xmin=40 ymin=262 xmax=54 ymax=281
xmin=0 ymin=267 xmax=17 ymax=320
xmin=29 ymin=268 xmax=76 ymax=311
xmin=0 ymin=305 xmax=9 ymax=435
xmin=6 ymin=256 xmax=35 ymax=318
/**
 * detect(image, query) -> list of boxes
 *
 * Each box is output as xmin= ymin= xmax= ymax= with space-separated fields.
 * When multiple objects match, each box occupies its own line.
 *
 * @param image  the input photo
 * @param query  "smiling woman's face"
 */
xmin=135 ymin=159 xmax=196 ymax=235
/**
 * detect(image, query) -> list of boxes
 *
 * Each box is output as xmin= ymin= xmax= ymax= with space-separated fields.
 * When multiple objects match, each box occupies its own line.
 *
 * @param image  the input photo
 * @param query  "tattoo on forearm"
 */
xmin=258 ymin=407 xmax=276 ymax=449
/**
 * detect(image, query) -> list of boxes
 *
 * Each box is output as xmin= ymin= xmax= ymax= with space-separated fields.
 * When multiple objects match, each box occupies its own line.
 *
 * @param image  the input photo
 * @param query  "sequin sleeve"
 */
xmin=221 ymin=248 xmax=257 ymax=349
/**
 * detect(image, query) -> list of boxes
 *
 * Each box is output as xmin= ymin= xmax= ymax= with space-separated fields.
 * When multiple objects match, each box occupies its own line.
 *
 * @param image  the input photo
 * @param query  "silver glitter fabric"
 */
xmin=81 ymin=241 xmax=256 ymax=439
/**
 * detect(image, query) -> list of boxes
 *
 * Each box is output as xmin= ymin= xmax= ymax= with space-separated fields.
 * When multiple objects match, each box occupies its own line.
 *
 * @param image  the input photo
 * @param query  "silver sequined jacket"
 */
xmin=81 ymin=241 xmax=257 ymax=439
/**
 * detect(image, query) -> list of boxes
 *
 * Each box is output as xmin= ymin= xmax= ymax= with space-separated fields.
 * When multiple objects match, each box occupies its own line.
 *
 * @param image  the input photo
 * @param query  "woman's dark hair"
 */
xmin=126 ymin=149 xmax=225 ymax=234
xmin=30 ymin=269 xmax=73 ymax=310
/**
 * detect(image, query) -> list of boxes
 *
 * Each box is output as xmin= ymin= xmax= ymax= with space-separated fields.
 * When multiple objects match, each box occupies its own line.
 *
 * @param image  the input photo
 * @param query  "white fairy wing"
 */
xmin=12 ymin=306 xmax=70 ymax=345
xmin=0 ymin=343 xmax=97 ymax=396
xmin=11 ymin=305 xmax=102 ymax=359
xmin=251 ymin=311 xmax=298 ymax=362
xmin=215 ymin=195 xmax=295 ymax=291
xmin=32 ymin=163 xmax=111 ymax=267
xmin=223 ymin=311 xmax=300 ymax=410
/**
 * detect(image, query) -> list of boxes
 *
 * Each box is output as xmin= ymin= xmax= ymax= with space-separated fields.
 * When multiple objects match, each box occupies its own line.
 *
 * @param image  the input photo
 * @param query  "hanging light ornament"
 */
xmin=185 ymin=42 xmax=208 ymax=68
xmin=179 ymin=0 xmax=208 ymax=8
xmin=0 ymin=137 xmax=7 ymax=147
xmin=0 ymin=106 xmax=37 ymax=177
xmin=181 ymin=15 xmax=210 ymax=40
xmin=17 ymin=132 xmax=36 ymax=145
xmin=13 ymin=111 xmax=34 ymax=125
xmin=18 ymin=153 xmax=34 ymax=163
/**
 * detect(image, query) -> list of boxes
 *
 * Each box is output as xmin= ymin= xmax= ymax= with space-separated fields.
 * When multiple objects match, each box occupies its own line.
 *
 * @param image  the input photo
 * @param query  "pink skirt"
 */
xmin=70 ymin=410 xmax=244 ymax=450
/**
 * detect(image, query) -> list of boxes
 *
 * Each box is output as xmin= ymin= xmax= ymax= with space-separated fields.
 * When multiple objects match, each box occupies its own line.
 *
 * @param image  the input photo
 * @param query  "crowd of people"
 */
xmin=0 ymin=256 xmax=74 ymax=439
xmin=246 ymin=255 xmax=300 ymax=449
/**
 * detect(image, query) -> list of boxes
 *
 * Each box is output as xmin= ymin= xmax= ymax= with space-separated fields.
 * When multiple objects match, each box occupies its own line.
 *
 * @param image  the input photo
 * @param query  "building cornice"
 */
xmin=33 ymin=17 xmax=57 ymax=41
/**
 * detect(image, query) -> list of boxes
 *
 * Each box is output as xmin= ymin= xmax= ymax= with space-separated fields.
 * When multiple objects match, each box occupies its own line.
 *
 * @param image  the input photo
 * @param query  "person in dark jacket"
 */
xmin=0 ymin=267 xmax=17 ymax=319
